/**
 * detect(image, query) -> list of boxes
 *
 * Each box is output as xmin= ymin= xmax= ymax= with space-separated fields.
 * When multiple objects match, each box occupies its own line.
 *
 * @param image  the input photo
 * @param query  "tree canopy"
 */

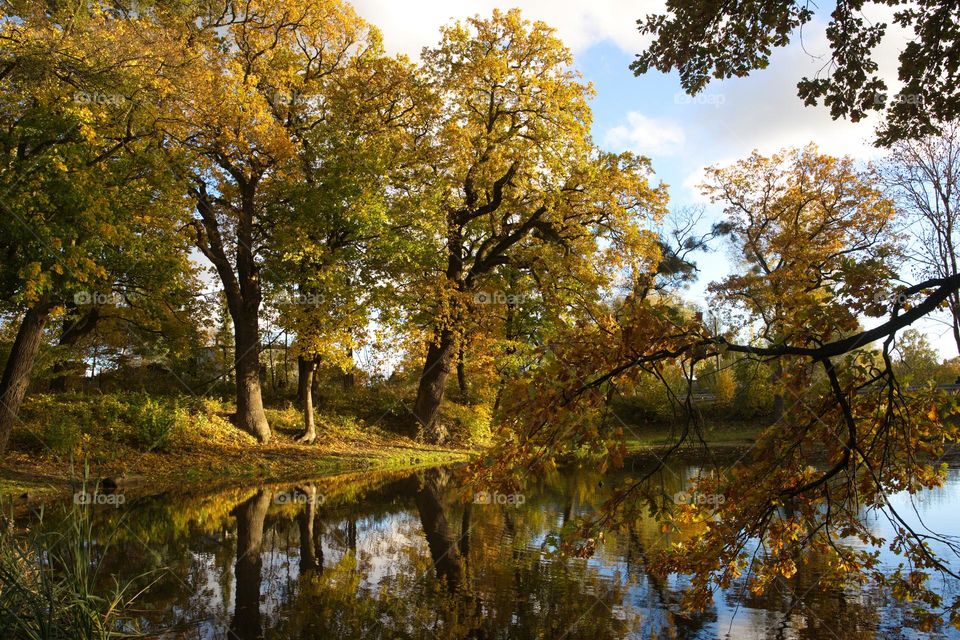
xmin=632 ymin=0 xmax=960 ymax=145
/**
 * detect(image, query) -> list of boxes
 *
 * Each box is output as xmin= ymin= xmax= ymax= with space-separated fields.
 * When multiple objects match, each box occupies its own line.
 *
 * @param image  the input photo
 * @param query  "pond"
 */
xmin=12 ymin=454 xmax=960 ymax=639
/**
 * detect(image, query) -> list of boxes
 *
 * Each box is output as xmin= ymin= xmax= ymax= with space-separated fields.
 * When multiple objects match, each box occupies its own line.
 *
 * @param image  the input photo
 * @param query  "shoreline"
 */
xmin=0 ymin=434 xmax=473 ymax=505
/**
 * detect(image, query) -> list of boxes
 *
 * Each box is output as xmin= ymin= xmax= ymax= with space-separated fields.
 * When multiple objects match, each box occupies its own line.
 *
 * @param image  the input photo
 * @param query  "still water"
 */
xmin=20 ymin=456 xmax=960 ymax=639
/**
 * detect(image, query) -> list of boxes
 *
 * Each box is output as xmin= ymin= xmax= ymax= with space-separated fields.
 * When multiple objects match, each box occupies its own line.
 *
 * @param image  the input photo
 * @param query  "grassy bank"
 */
xmin=0 ymin=392 xmax=472 ymax=502
xmin=623 ymin=420 xmax=764 ymax=450
xmin=0 ymin=392 xmax=772 ymax=502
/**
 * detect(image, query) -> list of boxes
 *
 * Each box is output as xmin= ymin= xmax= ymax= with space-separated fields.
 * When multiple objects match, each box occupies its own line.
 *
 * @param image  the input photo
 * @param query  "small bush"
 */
xmin=42 ymin=413 xmax=82 ymax=456
xmin=127 ymin=396 xmax=182 ymax=452
xmin=440 ymin=402 xmax=493 ymax=446
xmin=186 ymin=395 xmax=228 ymax=416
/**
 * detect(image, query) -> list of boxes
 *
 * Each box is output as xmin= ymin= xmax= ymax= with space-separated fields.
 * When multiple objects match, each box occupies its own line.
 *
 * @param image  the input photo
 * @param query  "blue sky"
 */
xmin=347 ymin=1 xmax=958 ymax=359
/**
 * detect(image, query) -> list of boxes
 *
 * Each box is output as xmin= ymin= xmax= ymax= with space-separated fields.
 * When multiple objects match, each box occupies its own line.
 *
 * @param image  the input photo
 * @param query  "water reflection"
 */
xmin=17 ymin=460 xmax=960 ymax=639
xmin=230 ymin=490 xmax=270 ymax=640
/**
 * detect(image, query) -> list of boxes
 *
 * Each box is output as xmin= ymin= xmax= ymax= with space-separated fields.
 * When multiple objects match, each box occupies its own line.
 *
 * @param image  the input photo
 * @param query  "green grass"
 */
xmin=2 ymin=392 xmax=473 ymax=503
xmin=624 ymin=421 xmax=763 ymax=449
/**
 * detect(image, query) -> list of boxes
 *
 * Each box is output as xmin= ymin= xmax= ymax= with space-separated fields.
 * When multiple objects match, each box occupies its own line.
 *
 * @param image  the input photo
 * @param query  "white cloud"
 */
xmin=656 ymin=12 xmax=914 ymax=205
xmin=673 ymin=13 xmax=911 ymax=164
xmin=351 ymin=0 xmax=663 ymax=59
xmin=604 ymin=111 xmax=686 ymax=156
xmin=680 ymin=165 xmax=714 ymax=203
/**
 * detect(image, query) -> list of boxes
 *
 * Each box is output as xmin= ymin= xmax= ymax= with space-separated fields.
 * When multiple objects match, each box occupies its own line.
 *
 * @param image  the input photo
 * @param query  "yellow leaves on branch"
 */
xmin=705 ymin=144 xmax=899 ymax=344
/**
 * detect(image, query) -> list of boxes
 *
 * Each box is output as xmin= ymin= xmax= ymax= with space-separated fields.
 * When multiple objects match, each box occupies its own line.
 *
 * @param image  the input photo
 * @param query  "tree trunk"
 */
xmin=296 ymin=356 xmax=310 ymax=409
xmin=772 ymin=360 xmax=785 ymax=423
xmin=297 ymin=360 xmax=316 ymax=444
xmin=342 ymin=347 xmax=355 ymax=389
xmin=0 ymin=298 xmax=53 ymax=453
xmin=456 ymin=344 xmax=467 ymax=399
xmin=50 ymin=306 xmax=100 ymax=392
xmin=233 ymin=308 xmax=271 ymax=443
xmin=193 ymin=181 xmax=271 ymax=443
xmin=230 ymin=490 xmax=271 ymax=640
xmin=413 ymin=328 xmax=457 ymax=443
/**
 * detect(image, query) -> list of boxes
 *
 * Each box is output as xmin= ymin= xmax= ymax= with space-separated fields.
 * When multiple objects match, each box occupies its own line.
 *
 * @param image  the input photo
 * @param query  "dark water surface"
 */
xmin=19 ymin=456 xmax=960 ymax=639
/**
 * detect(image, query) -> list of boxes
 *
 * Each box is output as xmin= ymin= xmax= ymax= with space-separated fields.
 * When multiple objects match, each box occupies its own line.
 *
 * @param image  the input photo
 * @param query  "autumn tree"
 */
xmin=894 ymin=328 xmax=941 ymax=383
xmin=632 ymin=0 xmax=960 ymax=144
xmin=705 ymin=145 xmax=899 ymax=421
xmin=167 ymin=0 xmax=379 ymax=442
xmin=880 ymin=123 xmax=960 ymax=356
xmin=262 ymin=33 xmax=431 ymax=443
xmin=0 ymin=1 xmax=193 ymax=452
xmin=472 ymin=146 xmax=960 ymax=627
xmin=411 ymin=9 xmax=666 ymax=441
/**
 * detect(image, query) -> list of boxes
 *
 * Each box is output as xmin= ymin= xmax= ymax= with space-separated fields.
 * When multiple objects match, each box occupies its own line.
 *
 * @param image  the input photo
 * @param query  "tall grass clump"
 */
xmin=0 ymin=501 xmax=156 ymax=639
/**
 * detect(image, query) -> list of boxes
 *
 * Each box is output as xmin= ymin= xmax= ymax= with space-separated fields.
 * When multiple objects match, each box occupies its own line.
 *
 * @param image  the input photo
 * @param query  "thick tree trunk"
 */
xmin=414 ymin=215 xmax=467 ymax=443
xmin=193 ymin=181 xmax=271 ymax=444
xmin=0 ymin=298 xmax=53 ymax=453
xmin=413 ymin=328 xmax=457 ymax=443
xmin=296 ymin=356 xmax=310 ymax=409
xmin=233 ymin=308 xmax=270 ymax=443
xmin=230 ymin=490 xmax=271 ymax=640
xmin=298 ymin=355 xmax=321 ymax=409
xmin=297 ymin=360 xmax=316 ymax=444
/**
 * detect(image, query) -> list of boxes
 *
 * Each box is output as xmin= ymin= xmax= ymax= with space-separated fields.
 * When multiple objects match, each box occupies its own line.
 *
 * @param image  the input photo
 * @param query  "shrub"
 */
xmin=440 ymin=402 xmax=493 ymax=447
xmin=713 ymin=369 xmax=736 ymax=406
xmin=127 ymin=396 xmax=182 ymax=452
xmin=42 ymin=413 xmax=82 ymax=456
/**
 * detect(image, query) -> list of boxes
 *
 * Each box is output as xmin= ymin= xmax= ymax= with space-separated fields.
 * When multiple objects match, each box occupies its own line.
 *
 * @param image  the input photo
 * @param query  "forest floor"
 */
xmin=0 ymin=392 xmax=472 ymax=504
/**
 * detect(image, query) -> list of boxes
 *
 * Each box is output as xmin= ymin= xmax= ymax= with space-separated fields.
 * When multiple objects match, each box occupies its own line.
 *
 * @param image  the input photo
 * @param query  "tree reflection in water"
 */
xmin=21 ymin=459 xmax=956 ymax=639
xmin=230 ymin=489 xmax=271 ymax=640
